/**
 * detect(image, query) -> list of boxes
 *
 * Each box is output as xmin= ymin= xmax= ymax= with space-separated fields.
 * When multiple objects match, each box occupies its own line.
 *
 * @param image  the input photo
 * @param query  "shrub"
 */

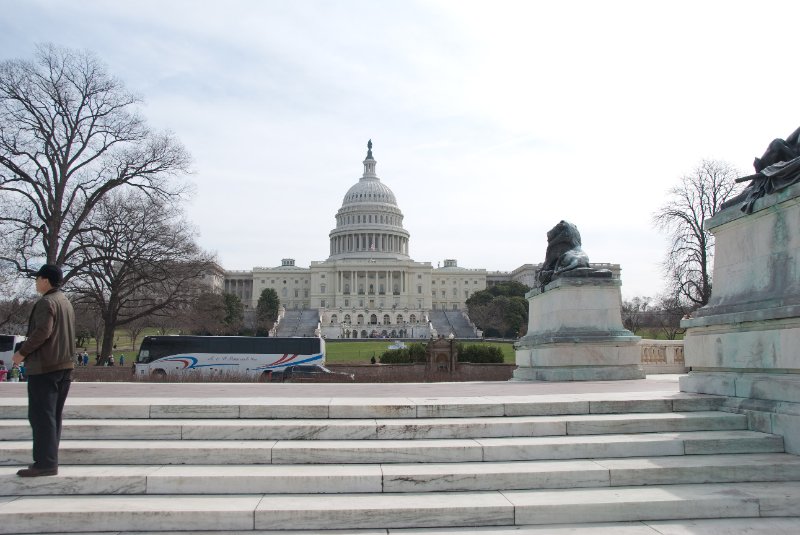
xmin=379 ymin=343 xmax=427 ymax=364
xmin=456 ymin=343 xmax=504 ymax=363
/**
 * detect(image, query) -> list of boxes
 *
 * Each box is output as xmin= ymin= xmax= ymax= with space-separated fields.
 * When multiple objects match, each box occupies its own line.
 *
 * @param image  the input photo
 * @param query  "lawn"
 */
xmin=325 ymin=339 xmax=516 ymax=363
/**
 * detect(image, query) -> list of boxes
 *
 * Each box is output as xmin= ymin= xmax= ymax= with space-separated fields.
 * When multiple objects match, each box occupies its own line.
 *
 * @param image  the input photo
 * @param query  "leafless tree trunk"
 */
xmin=68 ymin=191 xmax=215 ymax=362
xmin=0 ymin=44 xmax=190 ymax=282
xmin=653 ymin=160 xmax=743 ymax=308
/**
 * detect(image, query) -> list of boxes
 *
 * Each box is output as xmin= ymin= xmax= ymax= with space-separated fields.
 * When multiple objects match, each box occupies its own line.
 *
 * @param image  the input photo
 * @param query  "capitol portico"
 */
xmin=224 ymin=141 xmax=526 ymax=339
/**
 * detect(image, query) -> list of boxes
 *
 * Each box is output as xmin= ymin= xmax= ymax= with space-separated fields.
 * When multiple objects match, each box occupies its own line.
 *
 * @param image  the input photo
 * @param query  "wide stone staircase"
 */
xmin=445 ymin=310 xmax=479 ymax=338
xmin=274 ymin=309 xmax=319 ymax=337
xmin=429 ymin=310 xmax=478 ymax=339
xmin=1 ymin=393 xmax=799 ymax=533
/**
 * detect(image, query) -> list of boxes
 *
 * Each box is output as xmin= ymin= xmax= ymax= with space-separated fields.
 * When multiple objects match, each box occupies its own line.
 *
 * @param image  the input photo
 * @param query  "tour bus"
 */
xmin=134 ymin=335 xmax=325 ymax=380
xmin=0 ymin=335 xmax=26 ymax=363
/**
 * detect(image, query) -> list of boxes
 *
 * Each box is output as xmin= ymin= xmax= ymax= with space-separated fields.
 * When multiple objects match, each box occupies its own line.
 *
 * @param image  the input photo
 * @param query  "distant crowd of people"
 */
xmin=73 ymin=350 xmax=125 ymax=367
xmin=0 ymin=360 xmax=23 ymax=382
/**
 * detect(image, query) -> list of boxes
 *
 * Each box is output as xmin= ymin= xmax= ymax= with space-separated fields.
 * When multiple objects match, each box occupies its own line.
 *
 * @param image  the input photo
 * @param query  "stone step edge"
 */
xmin=0 ymin=411 xmax=750 ymax=441
xmin=0 ymin=395 xmax=726 ymax=420
xmin=2 ymin=517 xmax=800 ymax=535
xmin=0 ymin=430 xmax=784 ymax=467
xmin=2 ymin=453 xmax=800 ymax=496
xmin=0 ymin=482 xmax=797 ymax=533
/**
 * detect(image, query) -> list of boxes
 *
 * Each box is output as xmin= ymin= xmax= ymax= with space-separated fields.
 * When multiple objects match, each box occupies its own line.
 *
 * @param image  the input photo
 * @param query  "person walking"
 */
xmin=12 ymin=264 xmax=76 ymax=477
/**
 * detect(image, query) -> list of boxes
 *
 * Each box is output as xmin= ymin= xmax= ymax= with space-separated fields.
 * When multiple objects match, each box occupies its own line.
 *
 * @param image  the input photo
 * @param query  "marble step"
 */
xmin=0 ymin=393 xmax=725 ymax=420
xmin=0 ymin=411 xmax=748 ymax=441
xmin=0 ymin=430 xmax=784 ymax=466
xmin=4 ymin=517 xmax=798 ymax=535
xmin=2 ymin=453 xmax=799 ymax=496
xmin=0 ymin=481 xmax=798 ymax=533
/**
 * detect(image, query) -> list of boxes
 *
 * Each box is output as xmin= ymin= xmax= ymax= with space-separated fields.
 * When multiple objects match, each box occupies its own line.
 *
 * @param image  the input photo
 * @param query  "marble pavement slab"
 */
xmin=254 ymin=491 xmax=514 ymax=530
xmin=644 ymin=517 xmax=800 ymax=534
xmin=180 ymin=418 xmax=378 ymax=440
xmin=382 ymin=459 xmax=610 ymax=492
xmin=0 ymin=494 xmax=263 ymax=534
xmin=563 ymin=411 xmax=746 ymax=435
xmin=408 ymin=397 xmax=505 ymax=418
xmin=238 ymin=398 xmax=332 ymax=419
xmin=0 ymin=465 xmax=156 ymax=496
xmin=329 ymin=397 xmax=417 ymax=418
xmin=0 ymin=439 xmax=278 ymax=465
xmin=477 ymin=433 xmax=685 ymax=462
xmin=374 ymin=416 xmax=565 ymax=440
xmin=679 ymin=430 xmax=785 ymax=454
xmin=596 ymin=453 xmax=800 ymax=486
xmin=271 ymin=438 xmax=483 ymax=464
xmin=147 ymin=464 xmax=382 ymax=494
xmin=505 ymin=484 xmax=761 ymax=524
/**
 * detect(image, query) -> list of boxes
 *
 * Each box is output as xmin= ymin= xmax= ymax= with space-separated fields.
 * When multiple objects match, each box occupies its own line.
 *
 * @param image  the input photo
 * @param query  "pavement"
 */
xmin=0 ymin=375 xmax=684 ymax=399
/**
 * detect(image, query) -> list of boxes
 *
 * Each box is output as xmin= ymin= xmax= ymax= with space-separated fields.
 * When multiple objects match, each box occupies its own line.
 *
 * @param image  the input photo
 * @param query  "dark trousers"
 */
xmin=27 ymin=369 xmax=72 ymax=469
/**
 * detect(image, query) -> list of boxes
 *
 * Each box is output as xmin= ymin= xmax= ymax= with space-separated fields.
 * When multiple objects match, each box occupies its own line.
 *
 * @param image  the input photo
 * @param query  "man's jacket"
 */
xmin=19 ymin=289 xmax=76 ymax=375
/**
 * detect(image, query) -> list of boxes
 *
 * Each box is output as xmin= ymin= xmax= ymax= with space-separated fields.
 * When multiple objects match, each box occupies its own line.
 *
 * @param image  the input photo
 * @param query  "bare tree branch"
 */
xmin=0 ymin=44 xmax=191 ymax=281
xmin=653 ymin=160 xmax=743 ymax=308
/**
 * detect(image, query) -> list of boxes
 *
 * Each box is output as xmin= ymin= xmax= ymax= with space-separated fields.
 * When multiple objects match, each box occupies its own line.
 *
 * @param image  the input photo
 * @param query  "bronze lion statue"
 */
xmin=537 ymin=220 xmax=590 ymax=287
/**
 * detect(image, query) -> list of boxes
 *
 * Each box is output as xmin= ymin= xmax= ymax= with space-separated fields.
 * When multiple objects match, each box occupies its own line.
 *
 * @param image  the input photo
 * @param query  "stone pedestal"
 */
xmin=680 ymin=182 xmax=800 ymax=454
xmin=513 ymin=276 xmax=644 ymax=381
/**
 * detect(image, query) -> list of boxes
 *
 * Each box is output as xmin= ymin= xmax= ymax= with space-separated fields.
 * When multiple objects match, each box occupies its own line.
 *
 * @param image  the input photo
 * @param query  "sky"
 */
xmin=2 ymin=0 xmax=799 ymax=299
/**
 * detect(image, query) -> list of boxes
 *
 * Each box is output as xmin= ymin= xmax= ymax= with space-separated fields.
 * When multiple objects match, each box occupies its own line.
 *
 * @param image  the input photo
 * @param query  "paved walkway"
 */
xmin=0 ymin=375 xmax=683 ymax=399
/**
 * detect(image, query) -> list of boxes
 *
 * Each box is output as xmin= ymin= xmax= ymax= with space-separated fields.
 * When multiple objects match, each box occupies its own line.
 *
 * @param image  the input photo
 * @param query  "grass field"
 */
xmin=325 ymin=340 xmax=516 ymax=363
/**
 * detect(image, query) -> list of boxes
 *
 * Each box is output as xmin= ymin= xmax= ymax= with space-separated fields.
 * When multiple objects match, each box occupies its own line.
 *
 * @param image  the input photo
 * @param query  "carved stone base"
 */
xmin=680 ymin=181 xmax=800 ymax=454
xmin=514 ymin=276 xmax=644 ymax=381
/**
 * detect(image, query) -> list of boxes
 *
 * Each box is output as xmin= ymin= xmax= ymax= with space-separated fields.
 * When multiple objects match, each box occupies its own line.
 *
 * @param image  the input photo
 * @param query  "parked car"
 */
xmin=281 ymin=364 xmax=355 ymax=383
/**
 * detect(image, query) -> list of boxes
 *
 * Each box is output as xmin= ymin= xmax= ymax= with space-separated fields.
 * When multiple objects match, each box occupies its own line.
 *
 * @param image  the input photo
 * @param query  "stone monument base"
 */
xmin=514 ymin=276 xmax=644 ymax=382
xmin=679 ymin=181 xmax=800 ymax=454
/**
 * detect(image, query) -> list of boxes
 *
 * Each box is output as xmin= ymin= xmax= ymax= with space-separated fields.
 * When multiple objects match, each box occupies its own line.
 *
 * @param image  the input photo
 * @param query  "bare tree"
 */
xmin=0 ymin=264 xmax=34 ymax=332
xmin=653 ymin=160 xmax=743 ymax=308
xmin=125 ymin=315 xmax=150 ymax=353
xmin=621 ymin=296 xmax=651 ymax=335
xmin=183 ymin=291 xmax=228 ymax=335
xmin=73 ymin=300 xmax=103 ymax=358
xmin=653 ymin=293 xmax=688 ymax=340
xmin=68 ymin=190 xmax=215 ymax=361
xmin=0 ymin=44 xmax=190 ymax=281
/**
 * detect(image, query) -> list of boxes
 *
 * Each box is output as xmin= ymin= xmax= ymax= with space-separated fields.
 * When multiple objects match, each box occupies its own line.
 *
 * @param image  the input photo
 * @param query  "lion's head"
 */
xmin=546 ymin=220 xmax=582 ymax=249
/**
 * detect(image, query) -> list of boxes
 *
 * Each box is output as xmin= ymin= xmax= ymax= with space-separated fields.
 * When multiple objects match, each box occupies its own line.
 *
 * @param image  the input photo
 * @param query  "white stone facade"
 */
xmin=224 ymin=143 xmax=492 ymax=338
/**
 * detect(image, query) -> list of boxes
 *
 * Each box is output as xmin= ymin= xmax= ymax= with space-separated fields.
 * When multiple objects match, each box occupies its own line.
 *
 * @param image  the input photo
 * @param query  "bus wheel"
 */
xmin=152 ymin=369 xmax=167 ymax=379
xmin=259 ymin=371 xmax=272 ymax=383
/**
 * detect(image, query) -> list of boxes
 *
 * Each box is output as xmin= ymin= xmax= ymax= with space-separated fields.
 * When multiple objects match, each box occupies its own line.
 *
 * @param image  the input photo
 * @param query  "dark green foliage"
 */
xmin=223 ymin=293 xmax=244 ymax=332
xmin=456 ymin=343 xmax=504 ymax=363
xmin=379 ymin=342 xmax=426 ymax=364
xmin=466 ymin=281 xmax=530 ymax=338
xmin=256 ymin=288 xmax=280 ymax=335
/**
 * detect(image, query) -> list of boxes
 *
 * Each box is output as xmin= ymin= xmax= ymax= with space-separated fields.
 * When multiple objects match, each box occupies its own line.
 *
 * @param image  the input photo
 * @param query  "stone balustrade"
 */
xmin=639 ymin=339 xmax=686 ymax=374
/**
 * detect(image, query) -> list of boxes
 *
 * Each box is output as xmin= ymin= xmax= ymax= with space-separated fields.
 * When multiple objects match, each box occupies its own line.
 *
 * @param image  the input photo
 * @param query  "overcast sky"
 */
xmin=2 ymin=1 xmax=799 ymax=299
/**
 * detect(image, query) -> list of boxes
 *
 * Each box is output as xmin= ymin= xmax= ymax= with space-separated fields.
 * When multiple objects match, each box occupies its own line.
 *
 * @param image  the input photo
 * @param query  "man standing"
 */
xmin=13 ymin=264 xmax=75 ymax=477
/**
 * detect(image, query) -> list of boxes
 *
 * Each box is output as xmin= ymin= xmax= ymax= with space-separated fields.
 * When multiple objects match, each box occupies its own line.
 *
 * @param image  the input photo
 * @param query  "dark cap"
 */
xmin=34 ymin=264 xmax=64 ymax=286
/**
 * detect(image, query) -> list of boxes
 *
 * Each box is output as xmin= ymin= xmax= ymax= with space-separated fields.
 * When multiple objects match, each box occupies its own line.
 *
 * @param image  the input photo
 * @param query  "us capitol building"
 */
xmin=223 ymin=141 xmax=540 ymax=339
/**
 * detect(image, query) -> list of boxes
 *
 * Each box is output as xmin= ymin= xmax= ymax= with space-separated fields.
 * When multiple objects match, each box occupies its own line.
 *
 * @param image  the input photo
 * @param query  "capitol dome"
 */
xmin=328 ymin=141 xmax=411 ymax=260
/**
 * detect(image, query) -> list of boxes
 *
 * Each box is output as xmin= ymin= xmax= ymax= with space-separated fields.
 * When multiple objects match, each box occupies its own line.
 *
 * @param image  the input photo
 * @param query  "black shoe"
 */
xmin=17 ymin=467 xmax=58 ymax=477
